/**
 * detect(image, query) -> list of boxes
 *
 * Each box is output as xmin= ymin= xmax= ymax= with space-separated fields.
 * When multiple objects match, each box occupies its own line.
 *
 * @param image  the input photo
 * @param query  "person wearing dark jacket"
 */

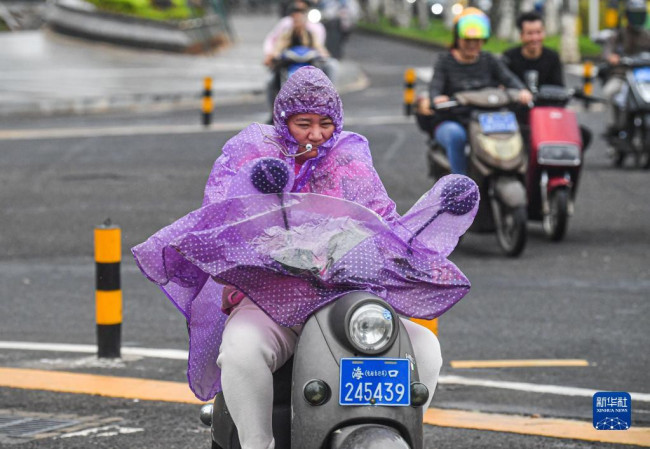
xmin=601 ymin=0 xmax=650 ymax=137
xmin=502 ymin=11 xmax=563 ymax=89
xmin=427 ymin=8 xmax=530 ymax=175
xmin=502 ymin=11 xmax=592 ymax=151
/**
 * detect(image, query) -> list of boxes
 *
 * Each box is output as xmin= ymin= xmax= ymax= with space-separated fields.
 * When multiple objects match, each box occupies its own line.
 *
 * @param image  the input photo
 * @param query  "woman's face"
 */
xmin=457 ymin=38 xmax=483 ymax=61
xmin=287 ymin=113 xmax=334 ymax=148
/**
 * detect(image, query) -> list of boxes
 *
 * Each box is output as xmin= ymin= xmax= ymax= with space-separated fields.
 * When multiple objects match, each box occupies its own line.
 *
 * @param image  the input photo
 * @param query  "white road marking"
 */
xmin=439 ymin=375 xmax=650 ymax=403
xmin=0 ymin=341 xmax=187 ymax=360
xmin=60 ymin=425 xmax=144 ymax=438
xmin=2 ymin=340 xmax=649 ymax=402
xmin=0 ymin=115 xmax=413 ymax=141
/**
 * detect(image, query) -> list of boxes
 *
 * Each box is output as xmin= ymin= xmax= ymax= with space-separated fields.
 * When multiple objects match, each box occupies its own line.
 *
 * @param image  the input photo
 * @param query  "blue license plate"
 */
xmin=634 ymin=67 xmax=650 ymax=83
xmin=339 ymin=358 xmax=410 ymax=406
xmin=478 ymin=112 xmax=518 ymax=134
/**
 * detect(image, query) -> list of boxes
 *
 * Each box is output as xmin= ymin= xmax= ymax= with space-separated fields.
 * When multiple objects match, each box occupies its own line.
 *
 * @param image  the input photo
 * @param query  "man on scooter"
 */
xmin=601 ymin=0 xmax=650 ymax=139
xmin=502 ymin=11 xmax=563 ymax=90
xmin=502 ymin=11 xmax=592 ymax=151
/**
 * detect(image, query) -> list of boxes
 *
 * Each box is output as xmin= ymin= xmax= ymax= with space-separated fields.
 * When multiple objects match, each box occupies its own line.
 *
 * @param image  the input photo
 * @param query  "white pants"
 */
xmin=217 ymin=298 xmax=443 ymax=449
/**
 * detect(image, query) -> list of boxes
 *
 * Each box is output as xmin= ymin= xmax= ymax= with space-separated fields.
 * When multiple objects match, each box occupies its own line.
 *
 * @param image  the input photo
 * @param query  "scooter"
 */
xmin=204 ymin=291 xmax=427 ymax=449
xmin=601 ymin=52 xmax=650 ymax=168
xmin=526 ymin=85 xmax=586 ymax=241
xmin=190 ymin=158 xmax=478 ymax=448
xmin=273 ymin=45 xmax=325 ymax=86
xmin=420 ymin=88 xmax=528 ymax=257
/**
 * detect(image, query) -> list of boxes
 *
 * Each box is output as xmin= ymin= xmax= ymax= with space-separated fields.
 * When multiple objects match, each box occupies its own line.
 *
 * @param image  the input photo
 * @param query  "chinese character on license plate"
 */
xmin=339 ymin=358 xmax=410 ymax=406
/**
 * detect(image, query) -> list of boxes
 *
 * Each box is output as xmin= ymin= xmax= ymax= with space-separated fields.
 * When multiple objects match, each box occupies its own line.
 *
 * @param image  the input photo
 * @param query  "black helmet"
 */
xmin=625 ymin=0 xmax=647 ymax=29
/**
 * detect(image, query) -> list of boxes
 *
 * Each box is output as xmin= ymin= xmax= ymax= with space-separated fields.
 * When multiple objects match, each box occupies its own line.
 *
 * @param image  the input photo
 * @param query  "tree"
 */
xmin=559 ymin=0 xmax=580 ymax=63
xmin=416 ymin=0 xmax=429 ymax=29
xmin=545 ymin=0 xmax=561 ymax=35
xmin=363 ymin=0 xmax=382 ymax=23
xmin=493 ymin=0 xmax=518 ymax=41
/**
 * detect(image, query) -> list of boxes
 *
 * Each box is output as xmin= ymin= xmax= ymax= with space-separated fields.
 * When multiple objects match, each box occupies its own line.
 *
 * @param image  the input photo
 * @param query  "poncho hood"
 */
xmin=273 ymin=66 xmax=344 ymax=151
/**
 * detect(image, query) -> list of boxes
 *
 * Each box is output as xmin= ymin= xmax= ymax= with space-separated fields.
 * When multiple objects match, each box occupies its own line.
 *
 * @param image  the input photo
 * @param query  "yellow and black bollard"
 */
xmin=404 ymin=68 xmax=416 ymax=116
xmin=583 ymin=61 xmax=594 ymax=108
xmin=202 ymin=77 xmax=213 ymax=127
xmin=605 ymin=0 xmax=619 ymax=29
xmin=411 ymin=317 xmax=438 ymax=336
xmin=94 ymin=219 xmax=122 ymax=358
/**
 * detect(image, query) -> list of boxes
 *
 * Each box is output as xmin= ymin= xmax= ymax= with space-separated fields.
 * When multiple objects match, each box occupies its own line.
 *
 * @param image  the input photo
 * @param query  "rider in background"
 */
xmin=264 ymin=0 xmax=326 ymax=65
xmin=502 ymin=11 xmax=563 ymax=89
xmin=263 ymin=1 xmax=337 ymax=117
xmin=602 ymin=0 xmax=650 ymax=139
xmin=502 ymin=11 xmax=592 ymax=151
xmin=427 ymin=7 xmax=532 ymax=175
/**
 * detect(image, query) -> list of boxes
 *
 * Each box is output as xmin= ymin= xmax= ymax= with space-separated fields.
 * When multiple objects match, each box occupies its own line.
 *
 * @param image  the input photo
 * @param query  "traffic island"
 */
xmin=45 ymin=0 xmax=231 ymax=53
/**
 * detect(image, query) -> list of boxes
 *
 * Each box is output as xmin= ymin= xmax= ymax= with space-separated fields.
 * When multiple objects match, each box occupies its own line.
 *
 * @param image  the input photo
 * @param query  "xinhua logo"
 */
xmin=593 ymin=392 xmax=631 ymax=430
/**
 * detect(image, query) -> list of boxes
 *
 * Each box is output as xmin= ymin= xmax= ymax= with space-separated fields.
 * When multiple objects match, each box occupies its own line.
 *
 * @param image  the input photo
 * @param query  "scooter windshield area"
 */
xmin=135 ymin=158 xmax=479 ymax=326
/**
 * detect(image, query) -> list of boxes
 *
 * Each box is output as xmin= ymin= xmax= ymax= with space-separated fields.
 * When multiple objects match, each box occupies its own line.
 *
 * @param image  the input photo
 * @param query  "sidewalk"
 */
xmin=0 ymin=15 xmax=366 ymax=117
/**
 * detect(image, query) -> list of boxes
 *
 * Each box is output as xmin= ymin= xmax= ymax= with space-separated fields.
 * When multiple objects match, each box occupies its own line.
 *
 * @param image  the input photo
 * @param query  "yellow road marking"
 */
xmin=425 ymin=408 xmax=650 ymax=447
xmin=2 ymin=367 xmax=649 ymax=446
xmin=450 ymin=359 xmax=590 ymax=369
xmin=0 ymin=367 xmax=205 ymax=405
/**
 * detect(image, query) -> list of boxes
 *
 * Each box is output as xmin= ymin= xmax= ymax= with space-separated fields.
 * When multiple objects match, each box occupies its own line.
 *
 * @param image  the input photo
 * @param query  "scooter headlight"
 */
xmin=538 ymin=144 xmax=581 ymax=166
xmin=348 ymin=303 xmax=395 ymax=354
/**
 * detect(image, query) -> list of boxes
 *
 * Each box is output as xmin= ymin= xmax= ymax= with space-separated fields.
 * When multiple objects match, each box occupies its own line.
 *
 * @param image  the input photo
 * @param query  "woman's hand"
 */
xmin=433 ymin=95 xmax=450 ymax=105
xmin=222 ymin=285 xmax=246 ymax=308
xmin=518 ymin=89 xmax=533 ymax=105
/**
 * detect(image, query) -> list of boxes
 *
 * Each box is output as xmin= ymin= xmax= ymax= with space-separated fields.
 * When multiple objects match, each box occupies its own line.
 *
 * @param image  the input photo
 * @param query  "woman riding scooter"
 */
xmin=425 ymin=8 xmax=533 ymax=175
xmin=133 ymin=67 xmax=478 ymax=449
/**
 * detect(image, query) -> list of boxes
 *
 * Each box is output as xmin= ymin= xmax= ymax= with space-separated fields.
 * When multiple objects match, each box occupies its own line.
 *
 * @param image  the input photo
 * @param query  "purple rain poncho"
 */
xmin=132 ymin=66 xmax=479 ymax=401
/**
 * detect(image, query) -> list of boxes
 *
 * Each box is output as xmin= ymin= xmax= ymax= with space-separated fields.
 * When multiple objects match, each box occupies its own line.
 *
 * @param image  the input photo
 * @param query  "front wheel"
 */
xmin=329 ymin=425 xmax=411 ymax=449
xmin=493 ymin=201 xmax=527 ymax=257
xmin=640 ymin=126 xmax=650 ymax=169
xmin=543 ymin=188 xmax=570 ymax=241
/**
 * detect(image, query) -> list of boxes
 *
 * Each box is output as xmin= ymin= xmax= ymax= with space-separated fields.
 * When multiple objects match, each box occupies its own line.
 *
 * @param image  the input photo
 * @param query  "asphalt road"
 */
xmin=0 ymin=31 xmax=648 ymax=448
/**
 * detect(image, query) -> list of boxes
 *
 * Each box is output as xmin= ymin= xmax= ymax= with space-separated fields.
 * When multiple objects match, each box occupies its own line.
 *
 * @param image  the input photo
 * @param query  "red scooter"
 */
xmin=526 ymin=85 xmax=588 ymax=241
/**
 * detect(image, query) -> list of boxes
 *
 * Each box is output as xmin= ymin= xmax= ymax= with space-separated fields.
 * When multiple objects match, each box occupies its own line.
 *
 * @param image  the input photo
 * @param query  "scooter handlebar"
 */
xmin=432 ymin=100 xmax=459 ymax=110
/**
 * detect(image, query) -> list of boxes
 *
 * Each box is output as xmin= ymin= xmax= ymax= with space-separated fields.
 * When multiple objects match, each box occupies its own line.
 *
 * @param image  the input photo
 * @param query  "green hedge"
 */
xmin=359 ymin=17 xmax=603 ymax=59
xmin=86 ymin=0 xmax=202 ymax=20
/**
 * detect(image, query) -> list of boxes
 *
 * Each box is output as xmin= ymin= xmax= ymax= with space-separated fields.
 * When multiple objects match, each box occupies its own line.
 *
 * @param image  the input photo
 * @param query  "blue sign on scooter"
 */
xmin=339 ymin=358 xmax=410 ymax=406
xmin=633 ymin=67 xmax=650 ymax=83
xmin=478 ymin=111 xmax=519 ymax=134
xmin=593 ymin=392 xmax=631 ymax=430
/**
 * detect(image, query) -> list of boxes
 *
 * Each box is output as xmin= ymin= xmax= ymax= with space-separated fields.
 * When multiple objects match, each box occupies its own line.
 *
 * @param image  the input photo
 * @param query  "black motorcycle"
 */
xmin=602 ymin=52 xmax=650 ymax=168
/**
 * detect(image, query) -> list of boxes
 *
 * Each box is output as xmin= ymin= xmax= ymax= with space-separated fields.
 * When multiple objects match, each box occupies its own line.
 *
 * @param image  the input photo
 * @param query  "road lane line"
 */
xmin=438 ymin=375 xmax=650 ymax=403
xmin=0 ymin=116 xmax=412 ymax=141
xmin=451 ymin=359 xmax=590 ymax=369
xmin=2 ymin=341 xmax=650 ymax=402
xmin=0 ymin=367 xmax=648 ymax=446
xmin=424 ymin=408 xmax=650 ymax=447
xmin=0 ymin=367 xmax=205 ymax=404
xmin=0 ymin=341 xmax=188 ymax=359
